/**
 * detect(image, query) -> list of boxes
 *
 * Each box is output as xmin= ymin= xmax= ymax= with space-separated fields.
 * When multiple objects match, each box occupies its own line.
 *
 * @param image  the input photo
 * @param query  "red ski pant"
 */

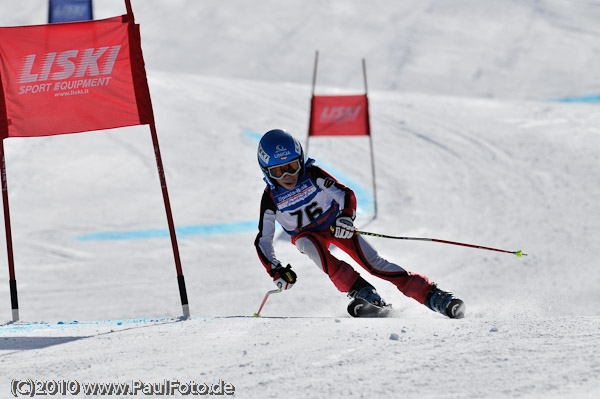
xmin=292 ymin=229 xmax=432 ymax=304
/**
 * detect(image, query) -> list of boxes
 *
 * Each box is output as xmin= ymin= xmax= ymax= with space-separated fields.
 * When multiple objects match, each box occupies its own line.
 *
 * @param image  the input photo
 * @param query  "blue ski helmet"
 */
xmin=258 ymin=129 xmax=305 ymax=185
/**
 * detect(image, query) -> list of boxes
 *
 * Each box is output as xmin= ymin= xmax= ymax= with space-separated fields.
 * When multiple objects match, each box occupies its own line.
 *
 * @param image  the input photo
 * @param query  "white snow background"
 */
xmin=1 ymin=0 xmax=599 ymax=398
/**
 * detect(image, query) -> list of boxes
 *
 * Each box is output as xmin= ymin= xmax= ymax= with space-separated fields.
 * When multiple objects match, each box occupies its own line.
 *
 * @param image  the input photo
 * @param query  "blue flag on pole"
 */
xmin=49 ymin=0 xmax=93 ymax=23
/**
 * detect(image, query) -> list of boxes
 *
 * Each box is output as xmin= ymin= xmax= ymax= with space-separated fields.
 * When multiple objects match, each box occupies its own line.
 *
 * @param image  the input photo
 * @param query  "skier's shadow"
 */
xmin=0 ymin=336 xmax=87 ymax=350
xmin=0 ymin=317 xmax=184 ymax=352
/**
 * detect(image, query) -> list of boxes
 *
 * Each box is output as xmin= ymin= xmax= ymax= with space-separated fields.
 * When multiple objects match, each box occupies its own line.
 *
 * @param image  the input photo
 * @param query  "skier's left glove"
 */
xmin=269 ymin=263 xmax=297 ymax=290
xmin=333 ymin=216 xmax=356 ymax=239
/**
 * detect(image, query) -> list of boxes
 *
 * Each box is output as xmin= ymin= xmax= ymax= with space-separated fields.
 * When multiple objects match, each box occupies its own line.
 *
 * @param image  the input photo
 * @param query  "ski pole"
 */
xmin=357 ymin=230 xmax=527 ymax=257
xmin=253 ymin=288 xmax=282 ymax=317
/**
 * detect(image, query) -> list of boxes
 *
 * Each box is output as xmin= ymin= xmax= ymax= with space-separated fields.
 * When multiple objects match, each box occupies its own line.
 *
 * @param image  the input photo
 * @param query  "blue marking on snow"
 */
xmin=553 ymin=94 xmax=600 ymax=103
xmin=243 ymin=130 xmax=263 ymax=140
xmin=75 ymin=220 xmax=257 ymax=241
xmin=0 ymin=317 xmax=172 ymax=334
xmin=74 ymin=131 xmax=374 ymax=241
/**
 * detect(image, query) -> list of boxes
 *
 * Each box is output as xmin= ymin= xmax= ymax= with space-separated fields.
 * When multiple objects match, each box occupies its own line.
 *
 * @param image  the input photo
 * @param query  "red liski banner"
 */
xmin=308 ymin=94 xmax=370 ymax=136
xmin=0 ymin=15 xmax=153 ymax=138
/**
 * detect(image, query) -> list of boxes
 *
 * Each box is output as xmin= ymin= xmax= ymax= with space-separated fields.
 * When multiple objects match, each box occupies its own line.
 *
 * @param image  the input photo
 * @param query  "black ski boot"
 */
xmin=347 ymin=286 xmax=392 ymax=317
xmin=424 ymin=284 xmax=465 ymax=319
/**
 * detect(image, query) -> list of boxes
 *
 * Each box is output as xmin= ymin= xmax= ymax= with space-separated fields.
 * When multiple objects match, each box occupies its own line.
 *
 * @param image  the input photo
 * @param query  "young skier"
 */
xmin=254 ymin=129 xmax=465 ymax=318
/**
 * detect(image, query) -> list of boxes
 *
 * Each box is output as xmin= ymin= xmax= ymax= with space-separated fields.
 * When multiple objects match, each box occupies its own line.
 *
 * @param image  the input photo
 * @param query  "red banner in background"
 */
xmin=308 ymin=94 xmax=370 ymax=136
xmin=0 ymin=15 xmax=153 ymax=138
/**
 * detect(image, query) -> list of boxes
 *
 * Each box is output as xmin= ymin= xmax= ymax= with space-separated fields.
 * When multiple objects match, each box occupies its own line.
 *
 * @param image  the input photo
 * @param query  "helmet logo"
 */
xmin=294 ymin=140 xmax=302 ymax=156
xmin=258 ymin=144 xmax=270 ymax=164
xmin=274 ymin=143 xmax=291 ymax=160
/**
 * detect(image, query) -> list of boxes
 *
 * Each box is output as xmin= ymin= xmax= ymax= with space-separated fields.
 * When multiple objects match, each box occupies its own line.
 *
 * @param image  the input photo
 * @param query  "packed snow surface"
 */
xmin=1 ymin=1 xmax=599 ymax=398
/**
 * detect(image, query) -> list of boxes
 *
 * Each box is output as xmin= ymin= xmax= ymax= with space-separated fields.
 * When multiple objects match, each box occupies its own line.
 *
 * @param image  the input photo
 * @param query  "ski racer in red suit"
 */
xmin=254 ymin=129 xmax=465 ymax=318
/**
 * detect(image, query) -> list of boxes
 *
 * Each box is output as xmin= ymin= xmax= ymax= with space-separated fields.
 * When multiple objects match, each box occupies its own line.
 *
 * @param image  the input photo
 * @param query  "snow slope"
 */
xmin=1 ymin=1 xmax=599 ymax=398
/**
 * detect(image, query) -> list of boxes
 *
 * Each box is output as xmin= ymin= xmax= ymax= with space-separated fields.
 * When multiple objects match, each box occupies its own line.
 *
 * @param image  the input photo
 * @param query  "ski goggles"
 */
xmin=267 ymin=159 xmax=301 ymax=179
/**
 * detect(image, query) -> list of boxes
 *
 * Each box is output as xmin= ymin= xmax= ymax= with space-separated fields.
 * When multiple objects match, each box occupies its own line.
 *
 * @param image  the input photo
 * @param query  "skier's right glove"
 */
xmin=269 ymin=262 xmax=297 ymax=290
xmin=333 ymin=216 xmax=356 ymax=239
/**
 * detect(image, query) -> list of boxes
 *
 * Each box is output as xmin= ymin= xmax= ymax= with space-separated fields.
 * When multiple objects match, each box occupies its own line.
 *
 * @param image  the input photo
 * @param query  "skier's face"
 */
xmin=278 ymin=173 xmax=299 ymax=189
